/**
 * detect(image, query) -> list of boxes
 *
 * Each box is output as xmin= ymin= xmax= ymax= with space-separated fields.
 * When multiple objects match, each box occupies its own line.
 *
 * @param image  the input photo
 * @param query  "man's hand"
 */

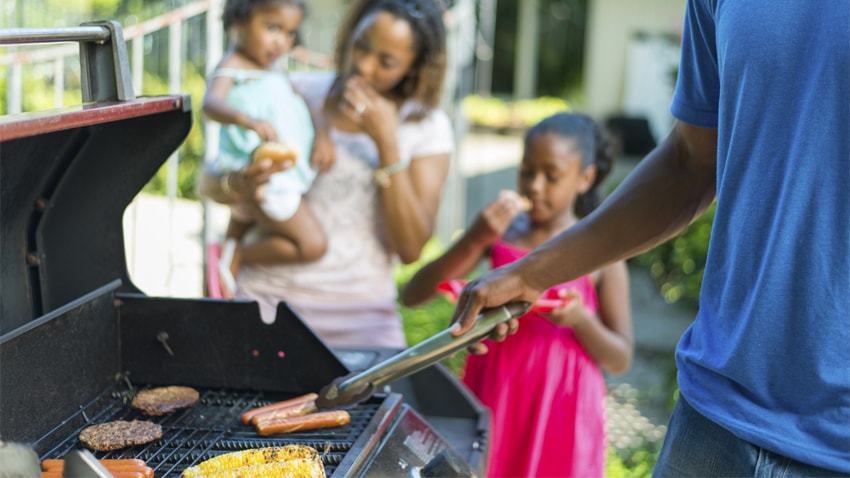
xmin=449 ymin=260 xmax=544 ymax=354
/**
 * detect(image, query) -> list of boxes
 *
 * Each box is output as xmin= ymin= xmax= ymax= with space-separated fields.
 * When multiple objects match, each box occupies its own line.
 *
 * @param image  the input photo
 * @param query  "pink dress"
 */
xmin=463 ymin=240 xmax=607 ymax=477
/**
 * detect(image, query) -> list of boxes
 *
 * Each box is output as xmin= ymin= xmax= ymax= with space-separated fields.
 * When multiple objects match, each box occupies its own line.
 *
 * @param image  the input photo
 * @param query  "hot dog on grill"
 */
xmin=240 ymin=392 xmax=318 ymax=425
xmin=42 ymin=458 xmax=153 ymax=478
xmin=255 ymin=410 xmax=351 ymax=436
xmin=251 ymin=400 xmax=317 ymax=426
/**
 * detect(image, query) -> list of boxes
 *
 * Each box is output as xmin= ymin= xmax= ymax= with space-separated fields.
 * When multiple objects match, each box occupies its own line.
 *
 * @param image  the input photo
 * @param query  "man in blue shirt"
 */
xmin=450 ymin=1 xmax=849 ymax=475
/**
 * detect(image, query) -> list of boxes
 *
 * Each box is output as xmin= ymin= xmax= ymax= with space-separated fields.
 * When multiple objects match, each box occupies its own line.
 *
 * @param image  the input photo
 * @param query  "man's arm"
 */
xmin=451 ymin=121 xmax=718 ymax=341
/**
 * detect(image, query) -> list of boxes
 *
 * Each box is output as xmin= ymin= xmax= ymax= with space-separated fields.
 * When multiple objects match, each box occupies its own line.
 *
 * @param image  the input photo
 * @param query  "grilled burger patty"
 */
xmin=79 ymin=420 xmax=163 ymax=452
xmin=131 ymin=385 xmax=200 ymax=416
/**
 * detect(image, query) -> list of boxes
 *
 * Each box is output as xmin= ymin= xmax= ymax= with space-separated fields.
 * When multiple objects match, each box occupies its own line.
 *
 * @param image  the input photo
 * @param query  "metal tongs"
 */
xmin=316 ymin=301 xmax=531 ymax=409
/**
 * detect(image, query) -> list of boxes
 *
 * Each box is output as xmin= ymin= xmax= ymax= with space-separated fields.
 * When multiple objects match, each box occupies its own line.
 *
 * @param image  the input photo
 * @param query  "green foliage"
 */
xmin=137 ymin=64 xmax=207 ymax=199
xmin=461 ymin=94 xmax=569 ymax=131
xmin=606 ymin=444 xmax=661 ymax=478
xmin=395 ymin=239 xmax=469 ymax=375
xmin=635 ymin=203 xmax=715 ymax=307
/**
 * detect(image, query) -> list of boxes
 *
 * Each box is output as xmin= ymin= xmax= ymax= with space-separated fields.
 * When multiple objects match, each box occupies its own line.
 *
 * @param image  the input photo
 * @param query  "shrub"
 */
xmin=635 ymin=203 xmax=715 ymax=307
xmin=460 ymin=94 xmax=569 ymax=131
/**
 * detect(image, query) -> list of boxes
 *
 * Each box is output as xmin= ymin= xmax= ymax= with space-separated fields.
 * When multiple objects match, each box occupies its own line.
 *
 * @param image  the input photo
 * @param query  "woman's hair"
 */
xmin=222 ymin=0 xmax=307 ymax=31
xmin=525 ymin=112 xmax=617 ymax=218
xmin=328 ymin=0 xmax=447 ymax=115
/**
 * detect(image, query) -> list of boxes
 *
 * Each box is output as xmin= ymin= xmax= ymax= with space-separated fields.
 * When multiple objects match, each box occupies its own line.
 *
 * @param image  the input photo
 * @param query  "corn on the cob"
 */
xmin=183 ymin=460 xmax=324 ymax=478
xmin=181 ymin=445 xmax=323 ymax=478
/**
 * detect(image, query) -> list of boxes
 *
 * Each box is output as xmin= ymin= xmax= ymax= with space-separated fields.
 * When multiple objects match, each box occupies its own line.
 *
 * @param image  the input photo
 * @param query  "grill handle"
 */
xmin=0 ymin=21 xmax=134 ymax=102
xmin=317 ymin=301 xmax=530 ymax=409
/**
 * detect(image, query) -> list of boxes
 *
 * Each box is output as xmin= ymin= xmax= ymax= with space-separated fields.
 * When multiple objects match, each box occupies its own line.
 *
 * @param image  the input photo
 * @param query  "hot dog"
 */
xmin=240 ymin=392 xmax=318 ymax=425
xmin=255 ymin=410 xmax=350 ymax=436
xmin=42 ymin=458 xmax=153 ymax=478
xmin=251 ymin=141 xmax=297 ymax=166
xmin=251 ymin=399 xmax=317 ymax=426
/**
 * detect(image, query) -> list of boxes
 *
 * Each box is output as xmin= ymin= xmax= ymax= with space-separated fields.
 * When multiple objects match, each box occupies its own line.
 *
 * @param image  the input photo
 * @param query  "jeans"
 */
xmin=653 ymin=395 xmax=848 ymax=478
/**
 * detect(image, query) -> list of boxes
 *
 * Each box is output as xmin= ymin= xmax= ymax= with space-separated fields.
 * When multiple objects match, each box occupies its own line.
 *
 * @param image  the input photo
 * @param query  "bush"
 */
xmin=138 ymin=64 xmax=207 ymax=200
xmin=635 ymin=203 xmax=715 ymax=307
xmin=395 ymin=239 xmax=470 ymax=375
xmin=461 ymin=94 xmax=569 ymax=131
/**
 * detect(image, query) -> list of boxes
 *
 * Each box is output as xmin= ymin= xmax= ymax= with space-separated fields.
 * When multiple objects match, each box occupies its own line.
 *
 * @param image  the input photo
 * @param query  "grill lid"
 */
xmin=0 ymin=22 xmax=192 ymax=333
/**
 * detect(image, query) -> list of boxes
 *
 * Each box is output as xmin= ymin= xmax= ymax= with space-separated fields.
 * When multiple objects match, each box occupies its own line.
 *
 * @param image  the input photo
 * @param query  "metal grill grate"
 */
xmin=37 ymin=386 xmax=383 ymax=477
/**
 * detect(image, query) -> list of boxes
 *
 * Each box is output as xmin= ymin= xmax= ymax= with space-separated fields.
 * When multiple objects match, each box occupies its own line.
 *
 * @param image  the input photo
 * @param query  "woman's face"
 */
xmin=347 ymin=11 xmax=418 ymax=95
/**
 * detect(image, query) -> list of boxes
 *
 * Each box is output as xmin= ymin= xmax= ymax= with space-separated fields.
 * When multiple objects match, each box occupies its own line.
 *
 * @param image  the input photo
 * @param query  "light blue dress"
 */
xmin=211 ymin=68 xmax=316 ymax=220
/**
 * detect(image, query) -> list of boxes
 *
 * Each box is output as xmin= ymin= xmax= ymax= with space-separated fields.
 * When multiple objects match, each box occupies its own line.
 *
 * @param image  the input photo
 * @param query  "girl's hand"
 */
xmin=310 ymin=129 xmax=336 ymax=174
xmin=468 ymin=194 xmax=525 ymax=247
xmin=341 ymin=76 xmax=398 ymax=144
xmin=246 ymin=118 xmax=278 ymax=142
xmin=545 ymin=289 xmax=593 ymax=328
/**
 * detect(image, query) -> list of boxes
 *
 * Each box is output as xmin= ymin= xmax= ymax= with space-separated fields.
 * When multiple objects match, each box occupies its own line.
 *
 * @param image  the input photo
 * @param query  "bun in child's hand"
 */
xmin=251 ymin=141 xmax=297 ymax=168
xmin=500 ymin=189 xmax=532 ymax=212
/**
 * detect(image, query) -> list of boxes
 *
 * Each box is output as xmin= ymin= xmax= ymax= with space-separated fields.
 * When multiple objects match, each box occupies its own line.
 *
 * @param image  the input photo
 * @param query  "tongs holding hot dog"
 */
xmin=316 ymin=301 xmax=531 ymax=409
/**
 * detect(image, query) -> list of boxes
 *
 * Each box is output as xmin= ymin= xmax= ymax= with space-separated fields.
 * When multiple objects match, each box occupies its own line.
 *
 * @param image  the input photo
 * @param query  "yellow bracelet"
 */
xmin=373 ymin=162 xmax=408 ymax=189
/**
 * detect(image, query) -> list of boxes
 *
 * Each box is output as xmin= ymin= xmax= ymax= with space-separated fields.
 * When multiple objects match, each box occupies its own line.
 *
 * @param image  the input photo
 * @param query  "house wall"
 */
xmin=584 ymin=0 xmax=686 ymax=121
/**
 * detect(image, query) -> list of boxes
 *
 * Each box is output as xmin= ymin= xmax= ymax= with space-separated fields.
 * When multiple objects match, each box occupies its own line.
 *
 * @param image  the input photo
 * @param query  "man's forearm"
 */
xmin=520 ymin=122 xmax=718 ymax=292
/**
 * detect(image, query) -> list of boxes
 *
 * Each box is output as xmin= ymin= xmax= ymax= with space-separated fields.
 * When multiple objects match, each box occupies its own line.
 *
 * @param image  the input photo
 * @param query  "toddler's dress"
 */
xmin=462 ymin=239 xmax=607 ymax=477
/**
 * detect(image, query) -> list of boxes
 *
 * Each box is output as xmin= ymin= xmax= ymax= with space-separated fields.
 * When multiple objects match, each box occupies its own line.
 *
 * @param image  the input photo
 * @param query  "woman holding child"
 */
xmin=200 ymin=0 xmax=454 ymax=349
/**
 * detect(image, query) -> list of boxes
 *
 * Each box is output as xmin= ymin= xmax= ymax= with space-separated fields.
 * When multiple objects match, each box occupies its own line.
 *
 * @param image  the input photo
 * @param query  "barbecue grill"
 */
xmin=0 ymin=22 xmax=490 ymax=477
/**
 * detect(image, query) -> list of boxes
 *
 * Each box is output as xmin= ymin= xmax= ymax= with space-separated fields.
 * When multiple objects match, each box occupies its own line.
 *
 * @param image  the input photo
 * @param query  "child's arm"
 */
xmin=202 ymin=70 xmax=277 ymax=141
xmin=401 ymin=194 xmax=525 ymax=307
xmin=548 ymin=260 xmax=634 ymax=375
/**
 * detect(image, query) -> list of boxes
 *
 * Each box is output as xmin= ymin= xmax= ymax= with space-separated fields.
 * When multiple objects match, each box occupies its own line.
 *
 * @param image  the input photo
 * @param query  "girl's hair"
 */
xmin=222 ymin=0 xmax=307 ymax=31
xmin=525 ymin=112 xmax=617 ymax=218
xmin=327 ymin=0 xmax=447 ymax=117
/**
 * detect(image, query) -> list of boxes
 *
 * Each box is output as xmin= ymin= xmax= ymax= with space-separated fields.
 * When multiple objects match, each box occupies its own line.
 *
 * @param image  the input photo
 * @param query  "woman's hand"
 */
xmin=226 ymin=159 xmax=291 ymax=201
xmin=340 ymin=76 xmax=398 ymax=145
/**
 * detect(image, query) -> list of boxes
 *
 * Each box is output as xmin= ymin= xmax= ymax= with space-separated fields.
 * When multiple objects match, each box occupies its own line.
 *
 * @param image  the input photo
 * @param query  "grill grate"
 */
xmin=38 ymin=386 xmax=382 ymax=477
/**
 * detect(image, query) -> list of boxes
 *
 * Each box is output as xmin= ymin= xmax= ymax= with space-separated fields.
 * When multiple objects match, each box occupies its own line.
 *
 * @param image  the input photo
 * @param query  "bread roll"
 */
xmin=251 ymin=142 xmax=297 ymax=166
xmin=499 ymin=189 xmax=532 ymax=211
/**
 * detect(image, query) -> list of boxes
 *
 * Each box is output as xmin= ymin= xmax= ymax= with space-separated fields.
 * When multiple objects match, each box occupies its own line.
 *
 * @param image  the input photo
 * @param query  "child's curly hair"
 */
xmin=326 ymin=0 xmax=448 ymax=118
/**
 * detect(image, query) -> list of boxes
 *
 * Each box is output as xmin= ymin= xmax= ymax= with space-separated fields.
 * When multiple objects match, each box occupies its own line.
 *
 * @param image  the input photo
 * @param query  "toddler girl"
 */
xmin=202 ymin=0 xmax=332 ymax=297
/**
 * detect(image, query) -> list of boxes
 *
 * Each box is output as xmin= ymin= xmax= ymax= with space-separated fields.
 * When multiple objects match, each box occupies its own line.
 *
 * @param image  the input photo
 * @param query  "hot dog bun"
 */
xmin=251 ymin=141 xmax=297 ymax=167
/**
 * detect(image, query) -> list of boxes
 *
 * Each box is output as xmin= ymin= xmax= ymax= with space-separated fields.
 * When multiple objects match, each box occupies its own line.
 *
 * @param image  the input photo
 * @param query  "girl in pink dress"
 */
xmin=401 ymin=112 xmax=634 ymax=477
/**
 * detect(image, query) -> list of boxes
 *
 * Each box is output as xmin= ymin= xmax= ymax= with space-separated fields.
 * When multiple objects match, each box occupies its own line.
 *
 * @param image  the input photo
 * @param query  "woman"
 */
xmin=199 ymin=0 xmax=453 ymax=349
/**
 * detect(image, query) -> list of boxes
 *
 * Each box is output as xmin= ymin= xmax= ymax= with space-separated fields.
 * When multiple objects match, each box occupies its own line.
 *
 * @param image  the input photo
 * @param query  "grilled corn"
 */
xmin=181 ymin=445 xmax=324 ymax=478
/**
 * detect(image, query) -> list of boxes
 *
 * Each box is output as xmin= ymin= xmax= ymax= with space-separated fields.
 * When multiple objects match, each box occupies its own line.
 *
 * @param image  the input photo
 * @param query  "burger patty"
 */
xmin=79 ymin=420 xmax=163 ymax=452
xmin=131 ymin=385 xmax=200 ymax=416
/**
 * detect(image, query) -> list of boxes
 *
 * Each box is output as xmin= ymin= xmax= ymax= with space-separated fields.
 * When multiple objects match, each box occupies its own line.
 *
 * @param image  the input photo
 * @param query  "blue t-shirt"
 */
xmin=671 ymin=0 xmax=850 ymax=472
